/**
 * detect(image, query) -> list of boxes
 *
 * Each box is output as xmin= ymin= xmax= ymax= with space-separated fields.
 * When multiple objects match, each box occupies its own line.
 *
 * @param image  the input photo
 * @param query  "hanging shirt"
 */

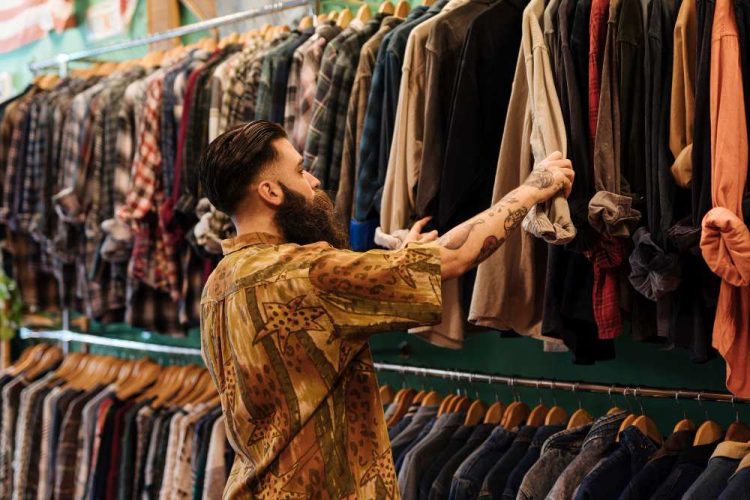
xmin=700 ymin=0 xmax=750 ymax=397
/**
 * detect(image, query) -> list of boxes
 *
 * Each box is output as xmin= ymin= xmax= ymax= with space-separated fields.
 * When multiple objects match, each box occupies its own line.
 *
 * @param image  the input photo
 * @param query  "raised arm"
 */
xmin=431 ymin=152 xmax=575 ymax=281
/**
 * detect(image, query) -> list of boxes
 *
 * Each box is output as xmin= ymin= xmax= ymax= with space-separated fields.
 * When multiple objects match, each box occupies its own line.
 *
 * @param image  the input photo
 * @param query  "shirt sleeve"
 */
xmin=308 ymin=244 xmax=443 ymax=337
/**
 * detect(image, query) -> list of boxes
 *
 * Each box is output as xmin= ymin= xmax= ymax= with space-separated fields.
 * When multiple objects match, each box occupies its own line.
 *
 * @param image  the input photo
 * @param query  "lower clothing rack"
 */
xmin=16 ymin=329 xmax=745 ymax=404
xmin=373 ymin=362 xmax=750 ymax=405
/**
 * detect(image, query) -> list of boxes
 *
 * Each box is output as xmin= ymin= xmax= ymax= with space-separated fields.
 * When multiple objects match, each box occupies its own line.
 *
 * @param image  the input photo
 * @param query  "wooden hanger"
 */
xmin=387 ymin=388 xmax=415 ymax=427
xmin=632 ymin=414 xmax=664 ymax=445
xmin=298 ymin=15 xmax=314 ymax=29
xmin=694 ymin=420 xmax=723 ymax=446
xmin=413 ymin=389 xmax=426 ymax=405
xmin=327 ymin=11 xmax=339 ymax=21
xmin=447 ymin=395 xmax=467 ymax=413
xmin=567 ymin=408 xmax=594 ymax=429
xmin=24 ymin=346 xmax=63 ymax=380
xmin=337 ymin=8 xmax=353 ymax=28
xmin=527 ymin=404 xmax=549 ymax=427
xmin=452 ymin=396 xmax=471 ymax=414
xmin=6 ymin=344 xmax=47 ymax=376
xmin=259 ymin=23 xmax=272 ymax=36
xmin=438 ymin=394 xmax=457 ymax=416
xmin=421 ymin=391 xmax=441 ymax=407
xmin=395 ymin=0 xmax=412 ymax=17
xmin=379 ymin=385 xmax=396 ymax=406
xmin=484 ymin=401 xmax=506 ymax=425
xmin=355 ymin=4 xmax=372 ymax=22
xmin=607 ymin=406 xmax=625 ymax=415
xmin=378 ymin=0 xmax=396 ymax=13
xmin=501 ymin=401 xmax=530 ymax=430
xmin=673 ymin=418 xmax=696 ymax=433
xmin=725 ymin=421 xmax=750 ymax=442
xmin=545 ymin=405 xmax=569 ymax=426
xmin=315 ymin=13 xmax=329 ymax=25
xmin=465 ymin=400 xmax=487 ymax=425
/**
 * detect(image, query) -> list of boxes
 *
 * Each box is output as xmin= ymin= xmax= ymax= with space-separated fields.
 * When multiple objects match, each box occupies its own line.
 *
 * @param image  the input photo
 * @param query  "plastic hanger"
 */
xmin=379 ymin=385 xmax=396 ymax=406
xmin=395 ymin=0 xmax=412 ymax=17
xmin=378 ymin=1 xmax=395 ymax=14
xmin=355 ymin=4 xmax=372 ymax=22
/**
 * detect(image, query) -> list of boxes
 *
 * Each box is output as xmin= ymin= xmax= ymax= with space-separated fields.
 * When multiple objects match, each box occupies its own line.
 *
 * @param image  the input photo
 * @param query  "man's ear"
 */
xmin=257 ymin=180 xmax=283 ymax=207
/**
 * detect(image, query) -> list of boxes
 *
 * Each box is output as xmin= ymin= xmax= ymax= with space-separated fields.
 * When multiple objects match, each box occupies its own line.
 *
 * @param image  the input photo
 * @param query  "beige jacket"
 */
xmin=470 ymin=0 xmax=567 ymax=338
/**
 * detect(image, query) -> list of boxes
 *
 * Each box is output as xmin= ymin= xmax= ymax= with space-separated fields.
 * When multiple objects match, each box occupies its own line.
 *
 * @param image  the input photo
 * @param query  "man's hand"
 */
xmin=522 ymin=151 xmax=575 ymax=202
xmin=400 ymin=216 xmax=438 ymax=248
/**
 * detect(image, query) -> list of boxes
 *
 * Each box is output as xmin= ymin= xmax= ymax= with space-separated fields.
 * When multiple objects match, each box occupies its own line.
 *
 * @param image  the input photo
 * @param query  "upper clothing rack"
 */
xmin=28 ymin=0 xmax=314 ymax=75
xmin=15 ymin=326 xmax=748 ymax=405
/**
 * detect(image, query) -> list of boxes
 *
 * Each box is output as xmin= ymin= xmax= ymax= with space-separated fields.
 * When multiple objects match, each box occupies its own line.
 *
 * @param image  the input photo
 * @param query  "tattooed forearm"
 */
xmin=474 ymin=236 xmax=506 ymax=265
xmin=524 ymin=168 xmax=555 ymax=190
xmin=437 ymin=220 xmax=485 ymax=250
xmin=504 ymin=207 xmax=529 ymax=232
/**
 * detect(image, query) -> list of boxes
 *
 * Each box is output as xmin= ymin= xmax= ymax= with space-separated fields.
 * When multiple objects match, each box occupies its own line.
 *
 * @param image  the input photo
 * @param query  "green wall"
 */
xmin=0 ymin=0 xmax=208 ymax=95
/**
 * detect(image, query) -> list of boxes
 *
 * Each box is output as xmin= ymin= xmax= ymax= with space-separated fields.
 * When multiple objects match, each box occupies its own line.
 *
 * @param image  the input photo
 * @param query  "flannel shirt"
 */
xmin=269 ymin=29 xmax=315 ymax=124
xmin=324 ymin=17 xmax=385 ymax=195
xmin=0 ymin=377 xmax=28 ymax=497
xmin=255 ymin=32 xmax=303 ymax=122
xmin=162 ymin=56 xmax=194 ymax=197
xmin=584 ymin=237 xmax=628 ymax=339
xmin=303 ymin=26 xmax=360 ymax=185
xmin=290 ymin=24 xmax=342 ymax=151
xmin=284 ymin=31 xmax=319 ymax=134
xmin=337 ymin=17 xmax=403 ymax=227
xmin=217 ymin=38 xmax=267 ymax=135
xmin=207 ymin=51 xmax=242 ymax=142
xmin=352 ymin=6 xmax=429 ymax=222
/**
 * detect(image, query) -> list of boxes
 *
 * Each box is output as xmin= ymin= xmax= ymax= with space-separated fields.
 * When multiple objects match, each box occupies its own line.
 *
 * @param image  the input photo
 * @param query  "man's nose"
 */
xmin=304 ymin=171 xmax=321 ymax=190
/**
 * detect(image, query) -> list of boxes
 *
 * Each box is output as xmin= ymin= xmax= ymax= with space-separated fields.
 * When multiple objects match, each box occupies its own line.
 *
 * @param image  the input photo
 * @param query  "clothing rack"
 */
xmin=28 ymin=0 xmax=314 ymax=76
xmin=18 ymin=327 xmax=202 ymax=357
xmin=373 ymin=362 xmax=750 ymax=405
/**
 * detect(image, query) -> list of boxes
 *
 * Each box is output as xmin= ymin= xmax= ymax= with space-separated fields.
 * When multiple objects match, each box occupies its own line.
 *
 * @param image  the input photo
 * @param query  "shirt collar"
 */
xmin=221 ymin=232 xmax=286 ymax=255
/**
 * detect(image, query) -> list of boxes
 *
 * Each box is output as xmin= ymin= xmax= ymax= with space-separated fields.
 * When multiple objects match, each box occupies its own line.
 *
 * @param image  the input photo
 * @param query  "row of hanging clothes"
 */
xmin=0 ymin=343 xmax=231 ymax=500
xmin=378 ymin=383 xmax=750 ymax=500
xmin=306 ymin=0 xmax=750 ymax=398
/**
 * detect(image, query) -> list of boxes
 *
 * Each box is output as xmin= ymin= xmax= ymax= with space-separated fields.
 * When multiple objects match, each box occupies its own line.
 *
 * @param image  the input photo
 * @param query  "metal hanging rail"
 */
xmin=373 ymin=362 xmax=750 ymax=405
xmin=18 ymin=327 xmax=202 ymax=357
xmin=28 ymin=0 xmax=313 ymax=74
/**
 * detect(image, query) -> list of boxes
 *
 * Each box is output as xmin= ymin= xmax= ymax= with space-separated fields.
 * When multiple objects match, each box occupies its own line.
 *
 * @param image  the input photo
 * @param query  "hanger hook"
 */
xmin=536 ymin=381 xmax=543 ymax=406
xmin=550 ymin=380 xmax=558 ymax=406
xmin=635 ymin=387 xmax=645 ymax=415
xmin=675 ymin=390 xmax=688 ymax=420
xmin=697 ymin=392 xmax=709 ymax=420
xmin=572 ymin=383 xmax=583 ymax=410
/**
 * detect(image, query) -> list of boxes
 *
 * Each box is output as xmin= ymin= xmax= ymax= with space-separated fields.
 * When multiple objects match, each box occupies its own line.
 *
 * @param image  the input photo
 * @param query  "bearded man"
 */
xmin=198 ymin=120 xmax=574 ymax=498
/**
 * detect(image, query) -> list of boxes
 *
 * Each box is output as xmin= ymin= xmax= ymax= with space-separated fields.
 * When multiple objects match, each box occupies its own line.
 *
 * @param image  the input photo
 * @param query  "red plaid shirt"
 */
xmin=119 ymin=72 xmax=180 ymax=298
xmin=584 ymin=236 xmax=628 ymax=339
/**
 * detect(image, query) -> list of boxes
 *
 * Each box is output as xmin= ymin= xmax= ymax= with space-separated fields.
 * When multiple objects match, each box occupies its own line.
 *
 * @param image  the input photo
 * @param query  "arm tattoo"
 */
xmin=525 ymin=169 xmax=555 ymax=190
xmin=437 ymin=219 xmax=484 ymax=250
xmin=474 ymin=236 xmax=506 ymax=265
xmin=504 ymin=207 xmax=528 ymax=232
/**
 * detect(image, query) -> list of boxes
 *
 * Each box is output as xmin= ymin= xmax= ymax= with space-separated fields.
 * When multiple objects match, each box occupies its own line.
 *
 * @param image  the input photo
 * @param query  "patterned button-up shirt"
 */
xmin=201 ymin=232 xmax=442 ymax=498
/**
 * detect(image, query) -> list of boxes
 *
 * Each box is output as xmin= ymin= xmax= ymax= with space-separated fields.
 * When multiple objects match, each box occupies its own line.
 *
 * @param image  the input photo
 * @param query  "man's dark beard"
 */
xmin=275 ymin=184 xmax=349 ymax=249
